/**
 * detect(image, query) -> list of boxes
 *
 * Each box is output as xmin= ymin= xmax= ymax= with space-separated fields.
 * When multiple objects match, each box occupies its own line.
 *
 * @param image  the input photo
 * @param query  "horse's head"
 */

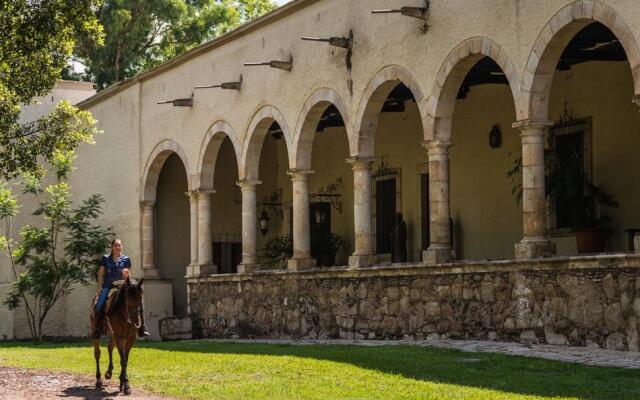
xmin=123 ymin=277 xmax=144 ymax=310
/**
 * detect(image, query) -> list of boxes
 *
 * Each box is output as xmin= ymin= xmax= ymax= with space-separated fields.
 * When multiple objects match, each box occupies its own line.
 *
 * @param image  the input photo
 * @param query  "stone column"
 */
xmin=186 ymin=191 xmax=199 ymax=265
xmin=633 ymin=96 xmax=640 ymax=253
xmin=140 ymin=201 xmax=160 ymax=278
xmin=237 ymin=179 xmax=261 ymax=273
xmin=347 ymin=157 xmax=377 ymax=268
xmin=513 ymin=120 xmax=556 ymax=258
xmin=422 ymin=140 xmax=455 ymax=264
xmin=188 ymin=190 xmax=217 ymax=276
xmin=287 ymin=169 xmax=316 ymax=271
xmin=198 ymin=191 xmax=216 ymax=267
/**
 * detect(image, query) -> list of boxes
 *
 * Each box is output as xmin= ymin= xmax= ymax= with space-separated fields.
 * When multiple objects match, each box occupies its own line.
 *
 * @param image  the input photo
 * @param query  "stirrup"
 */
xmin=138 ymin=325 xmax=151 ymax=337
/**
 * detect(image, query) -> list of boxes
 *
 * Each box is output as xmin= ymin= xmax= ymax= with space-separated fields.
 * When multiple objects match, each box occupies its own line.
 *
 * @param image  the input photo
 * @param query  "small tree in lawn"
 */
xmin=0 ymin=151 xmax=112 ymax=343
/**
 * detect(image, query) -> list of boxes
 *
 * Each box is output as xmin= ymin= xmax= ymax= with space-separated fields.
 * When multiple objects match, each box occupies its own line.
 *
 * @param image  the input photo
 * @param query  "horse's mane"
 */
xmin=110 ymin=282 xmax=142 ymax=314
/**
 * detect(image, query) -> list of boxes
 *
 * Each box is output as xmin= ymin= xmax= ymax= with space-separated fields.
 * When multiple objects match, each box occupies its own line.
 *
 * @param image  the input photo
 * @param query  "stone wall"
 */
xmin=188 ymin=255 xmax=640 ymax=351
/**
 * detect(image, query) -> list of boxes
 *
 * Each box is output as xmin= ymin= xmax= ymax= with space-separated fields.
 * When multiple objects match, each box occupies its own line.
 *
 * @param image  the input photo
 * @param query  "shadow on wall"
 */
xmin=127 ymin=340 xmax=640 ymax=400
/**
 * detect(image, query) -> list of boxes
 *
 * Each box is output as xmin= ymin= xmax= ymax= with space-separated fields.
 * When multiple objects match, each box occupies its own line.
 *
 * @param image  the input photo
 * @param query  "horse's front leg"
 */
xmin=117 ymin=337 xmax=131 ymax=395
xmin=121 ymin=336 xmax=136 ymax=395
xmin=93 ymin=339 xmax=102 ymax=388
xmin=105 ymin=338 xmax=115 ymax=380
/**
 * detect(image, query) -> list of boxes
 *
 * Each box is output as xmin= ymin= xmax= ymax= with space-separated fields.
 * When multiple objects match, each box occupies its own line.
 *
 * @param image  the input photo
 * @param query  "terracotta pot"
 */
xmin=575 ymin=227 xmax=607 ymax=254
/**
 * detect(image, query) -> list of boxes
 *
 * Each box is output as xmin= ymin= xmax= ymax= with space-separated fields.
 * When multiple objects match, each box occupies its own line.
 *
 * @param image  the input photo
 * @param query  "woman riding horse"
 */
xmin=94 ymin=239 xmax=150 ymax=338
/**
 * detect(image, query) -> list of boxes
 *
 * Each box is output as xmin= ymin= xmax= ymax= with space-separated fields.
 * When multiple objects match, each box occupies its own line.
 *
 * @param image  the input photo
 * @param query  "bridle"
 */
xmin=123 ymin=286 xmax=142 ymax=329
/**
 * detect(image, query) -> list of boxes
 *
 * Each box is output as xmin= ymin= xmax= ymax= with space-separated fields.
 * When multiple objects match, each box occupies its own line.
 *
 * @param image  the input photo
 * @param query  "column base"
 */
xmin=237 ymin=263 xmax=260 ymax=274
xmin=186 ymin=264 xmax=217 ymax=277
xmin=348 ymin=254 xmax=377 ymax=268
xmin=143 ymin=268 xmax=161 ymax=279
xmin=287 ymin=257 xmax=316 ymax=271
xmin=422 ymin=247 xmax=455 ymax=264
xmin=515 ymin=238 xmax=556 ymax=259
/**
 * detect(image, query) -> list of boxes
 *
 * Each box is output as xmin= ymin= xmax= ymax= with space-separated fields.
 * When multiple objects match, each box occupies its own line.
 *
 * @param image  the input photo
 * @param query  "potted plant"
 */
xmin=258 ymin=235 xmax=292 ymax=269
xmin=507 ymin=146 xmax=618 ymax=254
xmin=545 ymin=147 xmax=618 ymax=253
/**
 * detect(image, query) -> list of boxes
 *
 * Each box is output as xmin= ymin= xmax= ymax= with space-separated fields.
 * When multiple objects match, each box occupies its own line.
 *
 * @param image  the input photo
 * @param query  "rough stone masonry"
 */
xmin=187 ymin=255 xmax=640 ymax=351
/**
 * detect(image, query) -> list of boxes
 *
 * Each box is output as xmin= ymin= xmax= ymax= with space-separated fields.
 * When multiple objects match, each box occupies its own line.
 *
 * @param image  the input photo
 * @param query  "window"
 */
xmin=548 ymin=116 xmax=592 ymax=230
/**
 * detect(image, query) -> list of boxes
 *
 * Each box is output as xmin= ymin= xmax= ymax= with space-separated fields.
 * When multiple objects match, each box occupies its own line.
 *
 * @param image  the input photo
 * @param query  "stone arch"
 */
xmin=240 ymin=105 xmax=293 ymax=180
xmin=197 ymin=120 xmax=242 ymax=191
xmin=521 ymin=0 xmax=640 ymax=121
xmin=425 ymin=37 xmax=521 ymax=142
xmin=141 ymin=139 xmax=191 ymax=202
xmin=354 ymin=65 xmax=428 ymax=157
xmin=292 ymin=87 xmax=354 ymax=170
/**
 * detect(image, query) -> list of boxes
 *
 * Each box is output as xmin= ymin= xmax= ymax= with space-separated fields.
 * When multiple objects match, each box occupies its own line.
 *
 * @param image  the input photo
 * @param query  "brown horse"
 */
xmin=90 ymin=278 xmax=144 ymax=395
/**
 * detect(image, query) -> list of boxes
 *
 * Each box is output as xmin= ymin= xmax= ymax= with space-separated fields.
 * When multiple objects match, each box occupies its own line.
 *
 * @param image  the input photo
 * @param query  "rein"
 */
xmin=125 ymin=305 xmax=142 ymax=329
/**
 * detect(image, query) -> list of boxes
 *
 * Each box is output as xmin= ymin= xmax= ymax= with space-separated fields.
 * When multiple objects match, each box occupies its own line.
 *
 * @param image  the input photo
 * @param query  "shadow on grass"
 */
xmin=136 ymin=340 xmax=640 ymax=400
xmin=2 ymin=340 xmax=639 ymax=399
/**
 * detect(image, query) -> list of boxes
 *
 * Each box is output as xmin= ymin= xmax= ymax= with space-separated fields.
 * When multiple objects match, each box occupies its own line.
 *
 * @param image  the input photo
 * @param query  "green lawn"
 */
xmin=0 ymin=340 xmax=637 ymax=400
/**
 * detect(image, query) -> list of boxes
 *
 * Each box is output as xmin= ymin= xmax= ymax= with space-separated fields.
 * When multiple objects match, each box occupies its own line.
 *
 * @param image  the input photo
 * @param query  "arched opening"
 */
xmin=155 ymin=153 xmax=190 ymax=316
xmin=449 ymin=56 xmax=521 ymax=260
xmin=255 ymin=121 xmax=293 ymax=269
xmin=300 ymin=102 xmax=353 ymax=266
xmin=369 ymin=82 xmax=426 ymax=263
xmin=541 ymin=21 xmax=640 ymax=254
xmin=199 ymin=129 xmax=243 ymax=274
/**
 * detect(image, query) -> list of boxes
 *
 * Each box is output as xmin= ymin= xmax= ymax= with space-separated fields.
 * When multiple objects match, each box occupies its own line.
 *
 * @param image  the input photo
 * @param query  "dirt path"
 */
xmin=0 ymin=366 xmax=175 ymax=400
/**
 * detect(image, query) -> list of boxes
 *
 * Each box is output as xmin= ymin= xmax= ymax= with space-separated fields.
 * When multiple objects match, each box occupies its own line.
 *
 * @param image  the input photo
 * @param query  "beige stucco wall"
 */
xmin=19 ymin=80 xmax=95 ymax=124
xmin=451 ymin=83 xmax=522 ymax=261
xmin=5 ymin=0 xmax=640 ymax=338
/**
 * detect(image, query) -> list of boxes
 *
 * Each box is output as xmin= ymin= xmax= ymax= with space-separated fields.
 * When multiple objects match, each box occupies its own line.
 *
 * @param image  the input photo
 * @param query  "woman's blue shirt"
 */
xmin=101 ymin=254 xmax=131 ymax=288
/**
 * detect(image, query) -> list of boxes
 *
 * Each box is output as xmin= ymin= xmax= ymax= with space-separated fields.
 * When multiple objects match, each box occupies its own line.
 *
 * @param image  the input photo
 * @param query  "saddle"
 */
xmin=89 ymin=280 xmax=126 ymax=338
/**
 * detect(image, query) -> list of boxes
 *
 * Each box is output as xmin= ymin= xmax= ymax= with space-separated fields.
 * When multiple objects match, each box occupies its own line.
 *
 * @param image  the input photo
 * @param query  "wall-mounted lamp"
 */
xmin=257 ymin=190 xmax=284 ymax=235
xmin=489 ymin=124 xmax=502 ymax=149
xmin=259 ymin=207 xmax=271 ymax=236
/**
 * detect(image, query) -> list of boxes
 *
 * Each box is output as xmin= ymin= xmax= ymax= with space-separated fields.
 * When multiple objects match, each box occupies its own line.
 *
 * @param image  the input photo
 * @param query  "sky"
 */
xmin=276 ymin=0 xmax=291 ymax=5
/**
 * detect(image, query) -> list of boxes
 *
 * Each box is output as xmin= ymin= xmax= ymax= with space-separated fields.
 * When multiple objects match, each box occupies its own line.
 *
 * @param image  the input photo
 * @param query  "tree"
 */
xmin=0 ymin=0 xmax=103 ymax=180
xmin=0 ymin=151 xmax=112 ymax=343
xmin=76 ymin=0 xmax=277 ymax=89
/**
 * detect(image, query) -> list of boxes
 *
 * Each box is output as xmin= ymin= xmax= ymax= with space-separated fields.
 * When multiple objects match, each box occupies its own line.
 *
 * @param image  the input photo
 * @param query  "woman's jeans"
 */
xmin=95 ymin=286 xmax=111 ymax=317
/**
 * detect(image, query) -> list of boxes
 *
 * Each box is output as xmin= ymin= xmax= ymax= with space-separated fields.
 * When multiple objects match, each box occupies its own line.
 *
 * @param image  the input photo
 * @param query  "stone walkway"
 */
xmin=208 ymin=338 xmax=640 ymax=369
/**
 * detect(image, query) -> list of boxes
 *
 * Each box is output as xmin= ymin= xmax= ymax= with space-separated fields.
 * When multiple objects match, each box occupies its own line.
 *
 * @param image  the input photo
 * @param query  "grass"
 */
xmin=0 ymin=340 xmax=638 ymax=400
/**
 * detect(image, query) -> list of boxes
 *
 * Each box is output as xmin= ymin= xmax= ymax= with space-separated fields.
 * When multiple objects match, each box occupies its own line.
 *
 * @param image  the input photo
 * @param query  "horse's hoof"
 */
xmin=105 ymin=371 xmax=111 ymax=380
xmin=124 ymin=386 xmax=131 ymax=395
xmin=95 ymin=380 xmax=102 ymax=389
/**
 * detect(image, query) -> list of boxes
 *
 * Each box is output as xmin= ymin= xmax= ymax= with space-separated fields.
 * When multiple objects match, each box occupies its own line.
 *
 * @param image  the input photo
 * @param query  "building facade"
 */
xmin=3 ymin=0 xmax=640 ymax=346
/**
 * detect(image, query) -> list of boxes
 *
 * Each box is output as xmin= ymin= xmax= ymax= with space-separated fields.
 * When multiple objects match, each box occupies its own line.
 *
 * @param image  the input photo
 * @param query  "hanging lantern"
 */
xmin=259 ymin=209 xmax=270 ymax=235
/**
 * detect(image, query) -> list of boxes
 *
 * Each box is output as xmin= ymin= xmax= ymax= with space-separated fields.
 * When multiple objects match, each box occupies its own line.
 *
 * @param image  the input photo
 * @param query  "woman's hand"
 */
xmin=123 ymin=268 xmax=131 ymax=279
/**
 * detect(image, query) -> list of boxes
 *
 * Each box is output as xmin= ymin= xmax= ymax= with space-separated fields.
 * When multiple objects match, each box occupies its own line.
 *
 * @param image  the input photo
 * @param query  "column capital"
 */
xmin=195 ymin=189 xmax=216 ymax=199
xmin=422 ymin=140 xmax=452 ymax=152
xmin=139 ymin=200 xmax=155 ymax=210
xmin=185 ymin=191 xmax=198 ymax=200
xmin=346 ymin=156 xmax=375 ymax=170
xmin=236 ymin=179 xmax=261 ymax=191
xmin=512 ymin=119 xmax=553 ymax=133
xmin=287 ymin=169 xmax=314 ymax=181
